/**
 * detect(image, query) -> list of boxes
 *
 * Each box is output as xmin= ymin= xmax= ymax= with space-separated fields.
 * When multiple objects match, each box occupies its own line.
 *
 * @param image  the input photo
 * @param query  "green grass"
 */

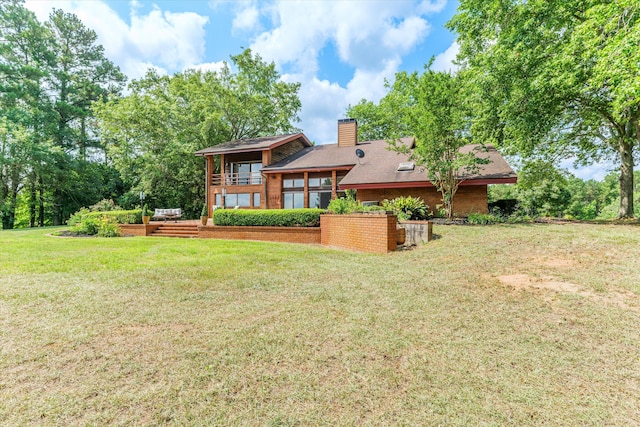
xmin=1 ymin=224 xmax=639 ymax=425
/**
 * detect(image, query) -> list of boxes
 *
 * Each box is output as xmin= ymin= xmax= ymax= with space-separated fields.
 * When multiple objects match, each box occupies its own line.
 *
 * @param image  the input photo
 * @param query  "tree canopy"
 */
xmin=449 ymin=0 xmax=640 ymax=218
xmin=349 ymin=68 xmax=488 ymax=219
xmin=94 ymin=49 xmax=301 ymax=217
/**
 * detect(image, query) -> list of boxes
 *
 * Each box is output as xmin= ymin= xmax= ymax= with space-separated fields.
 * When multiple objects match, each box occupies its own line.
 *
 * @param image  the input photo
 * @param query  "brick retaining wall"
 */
xmin=320 ymin=213 xmax=397 ymax=253
xmin=198 ymin=225 xmax=321 ymax=244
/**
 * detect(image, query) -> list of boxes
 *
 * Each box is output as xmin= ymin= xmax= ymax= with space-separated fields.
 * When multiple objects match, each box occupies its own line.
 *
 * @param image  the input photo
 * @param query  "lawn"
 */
xmin=1 ymin=223 xmax=639 ymax=425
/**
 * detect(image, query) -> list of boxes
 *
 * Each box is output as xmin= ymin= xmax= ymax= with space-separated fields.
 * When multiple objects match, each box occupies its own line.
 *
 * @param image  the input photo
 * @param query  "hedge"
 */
xmin=68 ymin=208 xmax=142 ymax=226
xmin=212 ymin=209 xmax=324 ymax=227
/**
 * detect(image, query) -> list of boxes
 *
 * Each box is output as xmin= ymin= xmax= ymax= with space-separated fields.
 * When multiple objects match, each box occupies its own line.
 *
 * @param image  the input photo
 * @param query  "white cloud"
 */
xmin=250 ymin=1 xmax=441 ymax=144
xmin=24 ymin=0 xmax=210 ymax=80
xmin=187 ymin=61 xmax=227 ymax=74
xmin=232 ymin=6 xmax=259 ymax=33
xmin=431 ymin=41 xmax=460 ymax=72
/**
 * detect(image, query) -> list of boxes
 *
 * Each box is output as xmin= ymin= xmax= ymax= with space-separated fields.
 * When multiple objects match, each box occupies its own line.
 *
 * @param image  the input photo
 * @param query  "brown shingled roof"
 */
xmin=194 ymin=133 xmax=311 ymax=156
xmin=339 ymin=141 xmax=517 ymax=187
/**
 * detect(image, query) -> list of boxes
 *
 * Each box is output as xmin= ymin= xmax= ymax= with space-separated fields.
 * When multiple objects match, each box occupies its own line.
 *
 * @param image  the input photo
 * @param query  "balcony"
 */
xmin=212 ymin=172 xmax=262 ymax=186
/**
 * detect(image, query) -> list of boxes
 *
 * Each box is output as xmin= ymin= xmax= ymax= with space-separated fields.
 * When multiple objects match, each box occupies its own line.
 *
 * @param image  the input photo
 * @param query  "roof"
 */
xmin=261 ymin=137 xmax=413 ymax=172
xmin=338 ymin=141 xmax=517 ymax=188
xmin=194 ymin=133 xmax=311 ymax=156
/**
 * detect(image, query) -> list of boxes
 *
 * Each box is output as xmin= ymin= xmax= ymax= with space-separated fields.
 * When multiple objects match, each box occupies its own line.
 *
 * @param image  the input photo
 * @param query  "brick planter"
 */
xmin=118 ymin=224 xmax=161 ymax=236
xmin=320 ymin=213 xmax=398 ymax=253
xmin=198 ymin=225 xmax=320 ymax=244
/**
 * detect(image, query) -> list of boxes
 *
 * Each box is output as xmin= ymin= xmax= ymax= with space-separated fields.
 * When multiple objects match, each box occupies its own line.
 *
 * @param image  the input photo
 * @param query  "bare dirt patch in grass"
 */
xmin=497 ymin=273 xmax=640 ymax=312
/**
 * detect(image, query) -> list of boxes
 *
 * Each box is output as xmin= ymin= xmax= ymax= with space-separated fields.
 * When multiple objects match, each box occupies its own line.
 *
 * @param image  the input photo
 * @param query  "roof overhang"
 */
xmin=194 ymin=133 xmax=312 ymax=156
xmin=262 ymin=165 xmax=354 ymax=174
xmin=339 ymin=176 xmax=517 ymax=190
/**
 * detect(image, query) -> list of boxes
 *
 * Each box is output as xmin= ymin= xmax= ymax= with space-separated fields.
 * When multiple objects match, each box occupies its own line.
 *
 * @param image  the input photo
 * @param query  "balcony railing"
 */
xmin=212 ymin=172 xmax=262 ymax=186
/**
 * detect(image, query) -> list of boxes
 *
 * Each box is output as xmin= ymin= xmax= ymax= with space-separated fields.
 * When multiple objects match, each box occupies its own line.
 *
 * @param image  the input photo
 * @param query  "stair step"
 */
xmin=151 ymin=233 xmax=198 ymax=238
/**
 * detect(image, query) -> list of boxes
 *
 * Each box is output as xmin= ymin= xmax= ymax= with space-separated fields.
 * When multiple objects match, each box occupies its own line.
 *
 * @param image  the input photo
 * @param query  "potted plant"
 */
xmin=200 ymin=203 xmax=208 ymax=226
xmin=141 ymin=204 xmax=150 ymax=225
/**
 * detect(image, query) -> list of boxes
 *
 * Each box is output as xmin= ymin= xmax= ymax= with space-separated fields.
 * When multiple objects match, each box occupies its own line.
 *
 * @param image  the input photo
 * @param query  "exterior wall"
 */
xmin=320 ymin=213 xmax=397 ymax=253
xmin=270 ymin=139 xmax=308 ymax=164
xmin=118 ymin=224 xmax=161 ymax=236
xmin=266 ymin=174 xmax=282 ymax=208
xmin=338 ymin=119 xmax=357 ymax=147
xmin=198 ymin=225 xmax=320 ymax=244
xmin=399 ymin=221 xmax=433 ymax=245
xmin=356 ymin=185 xmax=488 ymax=216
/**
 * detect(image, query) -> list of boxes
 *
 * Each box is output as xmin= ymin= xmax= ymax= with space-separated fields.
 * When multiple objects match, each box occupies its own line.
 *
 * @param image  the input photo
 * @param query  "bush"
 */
xmin=467 ymin=211 xmax=505 ymax=225
xmin=89 ymin=199 xmax=121 ymax=212
xmin=213 ymin=209 xmax=323 ymax=227
xmin=382 ymin=196 xmax=430 ymax=221
xmin=67 ymin=208 xmax=142 ymax=236
xmin=327 ymin=197 xmax=360 ymax=214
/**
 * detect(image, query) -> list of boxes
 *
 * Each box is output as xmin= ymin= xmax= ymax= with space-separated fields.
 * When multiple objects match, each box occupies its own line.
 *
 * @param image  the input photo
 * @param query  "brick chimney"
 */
xmin=337 ymin=118 xmax=357 ymax=147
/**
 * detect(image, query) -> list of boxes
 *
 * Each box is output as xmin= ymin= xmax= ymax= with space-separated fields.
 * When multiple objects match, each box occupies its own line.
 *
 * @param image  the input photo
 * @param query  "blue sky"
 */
xmin=24 ymin=0 xmax=613 ymax=180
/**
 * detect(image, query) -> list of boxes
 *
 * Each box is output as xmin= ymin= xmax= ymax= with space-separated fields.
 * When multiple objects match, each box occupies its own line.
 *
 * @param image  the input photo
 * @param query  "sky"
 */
xmin=24 ymin=0 xmax=613 ymax=180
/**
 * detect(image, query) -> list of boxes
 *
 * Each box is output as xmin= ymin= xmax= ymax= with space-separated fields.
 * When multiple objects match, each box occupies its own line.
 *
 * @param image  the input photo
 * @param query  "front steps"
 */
xmin=150 ymin=222 xmax=199 ymax=238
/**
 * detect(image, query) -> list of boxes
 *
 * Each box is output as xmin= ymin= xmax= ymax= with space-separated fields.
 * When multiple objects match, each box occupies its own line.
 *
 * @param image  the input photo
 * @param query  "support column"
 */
xmin=332 ymin=170 xmax=337 ymax=199
xmin=304 ymin=172 xmax=309 ymax=208
xmin=206 ymin=155 xmax=213 ymax=216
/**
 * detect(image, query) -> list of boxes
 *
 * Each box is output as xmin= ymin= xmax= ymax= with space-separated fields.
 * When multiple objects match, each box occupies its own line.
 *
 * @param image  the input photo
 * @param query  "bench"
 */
xmin=152 ymin=208 xmax=182 ymax=222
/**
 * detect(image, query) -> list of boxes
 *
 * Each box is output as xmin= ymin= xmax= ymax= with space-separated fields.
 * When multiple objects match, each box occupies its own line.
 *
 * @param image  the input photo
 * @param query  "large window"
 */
xmin=224 ymin=193 xmax=251 ymax=208
xmin=283 ymin=192 xmax=304 ymax=209
xmin=309 ymin=191 xmax=332 ymax=209
xmin=283 ymin=177 xmax=304 ymax=188
xmin=229 ymin=161 xmax=262 ymax=185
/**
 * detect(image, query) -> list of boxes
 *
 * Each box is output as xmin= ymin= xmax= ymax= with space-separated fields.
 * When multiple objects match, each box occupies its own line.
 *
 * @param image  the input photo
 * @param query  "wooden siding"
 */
xmin=337 ymin=120 xmax=357 ymax=147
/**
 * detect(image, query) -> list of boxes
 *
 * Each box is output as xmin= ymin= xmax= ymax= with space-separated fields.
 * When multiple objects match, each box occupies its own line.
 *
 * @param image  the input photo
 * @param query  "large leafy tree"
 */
xmin=449 ymin=0 xmax=640 ymax=218
xmin=94 ymin=49 xmax=301 ymax=217
xmin=349 ymin=69 xmax=488 ymax=219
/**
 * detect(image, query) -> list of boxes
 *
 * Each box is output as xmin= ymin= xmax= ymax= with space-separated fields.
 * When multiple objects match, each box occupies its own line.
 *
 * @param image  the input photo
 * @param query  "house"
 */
xmin=194 ymin=119 xmax=517 ymax=216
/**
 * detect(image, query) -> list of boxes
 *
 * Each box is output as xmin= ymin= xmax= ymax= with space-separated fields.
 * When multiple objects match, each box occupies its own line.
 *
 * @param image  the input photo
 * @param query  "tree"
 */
xmin=44 ymin=9 xmax=125 ymax=224
xmin=449 ymin=0 xmax=640 ymax=218
xmin=94 ymin=49 xmax=301 ymax=217
xmin=0 ymin=0 xmax=55 ymax=229
xmin=349 ymin=69 xmax=488 ymax=220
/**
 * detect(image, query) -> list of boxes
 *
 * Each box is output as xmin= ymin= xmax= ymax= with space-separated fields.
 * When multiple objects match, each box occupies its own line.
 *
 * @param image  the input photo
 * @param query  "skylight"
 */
xmin=397 ymin=162 xmax=415 ymax=171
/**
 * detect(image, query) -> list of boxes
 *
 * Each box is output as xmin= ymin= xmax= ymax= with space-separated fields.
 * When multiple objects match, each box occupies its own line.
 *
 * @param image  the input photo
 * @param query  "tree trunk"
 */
xmin=29 ymin=174 xmax=36 ymax=227
xmin=618 ymin=138 xmax=634 ymax=218
xmin=38 ymin=174 xmax=45 ymax=227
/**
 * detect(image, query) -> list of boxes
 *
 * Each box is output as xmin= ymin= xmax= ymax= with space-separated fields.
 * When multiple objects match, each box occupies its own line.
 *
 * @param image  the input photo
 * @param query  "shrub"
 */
xmin=142 ymin=204 xmax=149 ymax=217
xmin=327 ymin=197 xmax=360 ymax=214
xmin=467 ymin=211 xmax=505 ymax=225
xmin=67 ymin=208 xmax=142 ymax=236
xmin=97 ymin=217 xmax=120 ymax=237
xmin=89 ymin=199 xmax=121 ymax=212
xmin=201 ymin=203 xmax=208 ymax=217
xmin=382 ymin=196 xmax=430 ymax=221
xmin=213 ymin=209 xmax=323 ymax=227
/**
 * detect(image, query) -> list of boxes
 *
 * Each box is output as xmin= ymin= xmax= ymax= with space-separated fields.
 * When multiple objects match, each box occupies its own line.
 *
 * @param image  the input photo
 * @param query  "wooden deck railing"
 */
xmin=211 ymin=172 xmax=262 ymax=186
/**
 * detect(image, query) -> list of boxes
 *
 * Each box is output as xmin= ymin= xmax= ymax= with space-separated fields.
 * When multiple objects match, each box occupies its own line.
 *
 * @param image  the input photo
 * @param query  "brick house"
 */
xmin=194 ymin=119 xmax=517 ymax=216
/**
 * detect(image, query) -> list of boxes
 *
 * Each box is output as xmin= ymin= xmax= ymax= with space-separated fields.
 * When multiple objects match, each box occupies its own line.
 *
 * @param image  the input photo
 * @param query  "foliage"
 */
xmin=382 ymin=196 xmax=430 ymax=221
xmin=94 ymin=48 xmax=301 ymax=219
xmin=349 ymin=68 xmax=489 ymax=220
xmin=141 ymin=204 xmax=149 ymax=217
xmin=450 ymin=0 xmax=640 ymax=218
xmin=201 ymin=203 xmax=208 ymax=217
xmin=0 ymin=1 xmax=126 ymax=229
xmin=467 ymin=211 xmax=505 ymax=225
xmin=327 ymin=197 xmax=361 ymax=214
xmin=68 ymin=208 xmax=142 ymax=229
xmin=89 ymin=199 xmax=121 ymax=212
xmin=96 ymin=217 xmax=119 ymax=237
xmin=212 ymin=208 xmax=323 ymax=227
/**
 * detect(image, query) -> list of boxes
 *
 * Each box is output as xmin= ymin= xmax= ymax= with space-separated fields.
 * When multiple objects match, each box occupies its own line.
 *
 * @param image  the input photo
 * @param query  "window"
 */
xmin=224 ymin=193 xmax=250 ymax=207
xmin=253 ymin=193 xmax=260 ymax=208
xmin=283 ymin=178 xmax=304 ymax=189
xmin=309 ymin=174 xmax=332 ymax=188
xmin=309 ymin=191 xmax=332 ymax=209
xmin=215 ymin=194 xmax=221 ymax=207
xmin=283 ymin=192 xmax=304 ymax=209
xmin=229 ymin=161 xmax=262 ymax=184
xmin=237 ymin=193 xmax=250 ymax=207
